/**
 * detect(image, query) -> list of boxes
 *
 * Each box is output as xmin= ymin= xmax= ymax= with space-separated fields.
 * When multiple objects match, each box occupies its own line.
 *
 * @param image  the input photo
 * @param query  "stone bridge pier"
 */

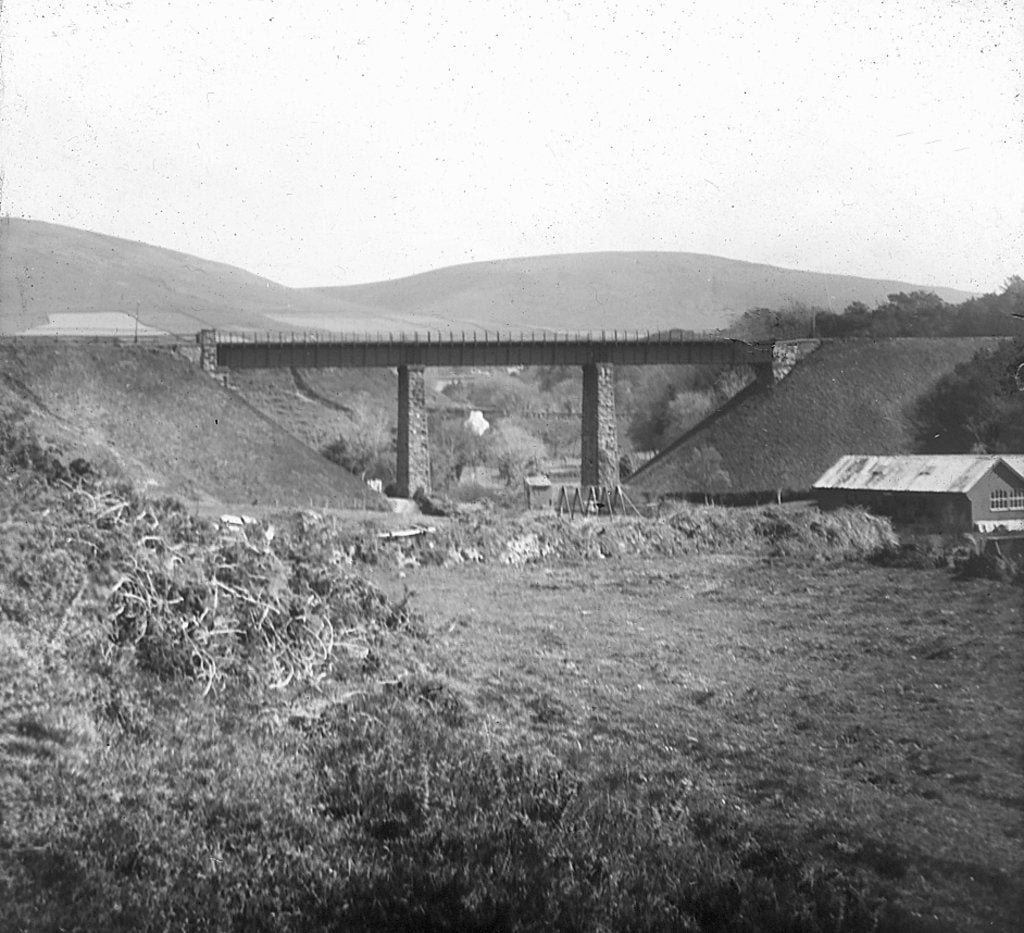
xmin=581 ymin=362 xmax=619 ymax=488
xmin=397 ymin=365 xmax=431 ymax=498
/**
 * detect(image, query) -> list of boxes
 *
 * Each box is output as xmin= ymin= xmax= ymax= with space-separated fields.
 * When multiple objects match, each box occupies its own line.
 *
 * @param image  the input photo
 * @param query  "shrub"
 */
xmin=429 ymin=416 xmax=490 ymax=492
xmin=321 ymin=400 xmax=396 ymax=482
xmin=491 ymin=422 xmax=548 ymax=487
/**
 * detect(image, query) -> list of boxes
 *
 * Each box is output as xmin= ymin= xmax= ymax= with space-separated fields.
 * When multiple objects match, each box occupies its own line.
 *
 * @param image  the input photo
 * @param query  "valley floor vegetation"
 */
xmin=1 ymin=411 xmax=1020 ymax=932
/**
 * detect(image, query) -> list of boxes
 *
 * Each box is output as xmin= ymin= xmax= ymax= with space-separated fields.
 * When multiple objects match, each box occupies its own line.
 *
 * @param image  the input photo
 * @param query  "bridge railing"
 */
xmin=210 ymin=328 xmax=721 ymax=345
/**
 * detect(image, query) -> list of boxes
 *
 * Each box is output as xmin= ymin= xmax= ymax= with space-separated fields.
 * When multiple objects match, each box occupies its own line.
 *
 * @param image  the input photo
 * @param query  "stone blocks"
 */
xmin=755 ymin=339 xmax=822 ymax=388
xmin=581 ymin=362 xmax=619 ymax=488
xmin=397 ymin=365 xmax=430 ymax=497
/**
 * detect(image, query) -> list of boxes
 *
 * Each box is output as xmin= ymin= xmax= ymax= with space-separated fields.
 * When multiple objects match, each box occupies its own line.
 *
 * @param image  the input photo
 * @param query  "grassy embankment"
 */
xmin=1 ymin=413 xmax=1020 ymax=931
xmin=229 ymin=366 xmax=461 ymax=456
xmin=0 ymin=341 xmax=384 ymax=511
xmin=630 ymin=337 xmax=1006 ymax=499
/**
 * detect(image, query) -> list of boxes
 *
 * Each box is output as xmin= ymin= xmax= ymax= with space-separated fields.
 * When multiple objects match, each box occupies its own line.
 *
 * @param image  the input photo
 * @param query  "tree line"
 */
xmin=912 ymin=337 xmax=1024 ymax=455
xmin=728 ymin=276 xmax=1024 ymax=341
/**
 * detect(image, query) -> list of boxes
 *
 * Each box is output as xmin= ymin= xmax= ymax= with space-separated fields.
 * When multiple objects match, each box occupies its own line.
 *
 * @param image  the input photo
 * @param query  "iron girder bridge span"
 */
xmin=203 ymin=330 xmax=777 ymax=497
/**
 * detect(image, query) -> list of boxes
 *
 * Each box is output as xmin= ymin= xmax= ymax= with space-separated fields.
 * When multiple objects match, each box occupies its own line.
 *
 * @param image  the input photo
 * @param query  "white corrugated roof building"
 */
xmin=813 ymin=455 xmax=1024 ymax=493
xmin=813 ymin=454 xmax=1024 ymax=533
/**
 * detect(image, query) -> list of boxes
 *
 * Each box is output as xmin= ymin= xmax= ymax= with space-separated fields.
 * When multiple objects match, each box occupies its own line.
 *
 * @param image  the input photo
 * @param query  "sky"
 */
xmin=2 ymin=0 xmax=1022 ymax=292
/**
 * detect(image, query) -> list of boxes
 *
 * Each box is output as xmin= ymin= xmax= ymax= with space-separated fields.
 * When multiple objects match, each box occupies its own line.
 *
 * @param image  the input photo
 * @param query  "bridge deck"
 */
xmin=213 ymin=331 xmax=773 ymax=370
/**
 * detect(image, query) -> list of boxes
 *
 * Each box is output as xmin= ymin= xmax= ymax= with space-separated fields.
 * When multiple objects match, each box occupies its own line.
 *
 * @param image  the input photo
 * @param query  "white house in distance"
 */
xmin=813 ymin=455 xmax=1024 ymax=534
xmin=464 ymin=410 xmax=490 ymax=436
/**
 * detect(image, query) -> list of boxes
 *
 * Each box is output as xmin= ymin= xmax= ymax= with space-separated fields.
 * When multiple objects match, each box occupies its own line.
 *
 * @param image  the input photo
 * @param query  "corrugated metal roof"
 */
xmin=813 ymin=455 xmax=1024 ymax=493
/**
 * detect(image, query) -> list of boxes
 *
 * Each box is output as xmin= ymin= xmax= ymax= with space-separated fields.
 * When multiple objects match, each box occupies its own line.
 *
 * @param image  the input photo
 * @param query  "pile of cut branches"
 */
xmin=0 ymin=411 xmax=420 ymax=694
xmin=288 ymin=503 xmax=899 ymax=570
xmin=100 ymin=497 xmax=420 ymax=693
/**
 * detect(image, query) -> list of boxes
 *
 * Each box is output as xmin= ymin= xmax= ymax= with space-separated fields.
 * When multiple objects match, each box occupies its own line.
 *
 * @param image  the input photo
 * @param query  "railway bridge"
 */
xmin=202 ymin=330 xmax=787 ymax=497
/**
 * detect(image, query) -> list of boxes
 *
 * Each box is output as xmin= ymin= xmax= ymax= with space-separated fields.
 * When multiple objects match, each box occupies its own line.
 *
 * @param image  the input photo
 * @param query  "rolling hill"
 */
xmin=1 ymin=218 xmax=974 ymax=336
xmin=305 ymin=252 xmax=975 ymax=335
xmin=0 ymin=218 xmax=382 ymax=336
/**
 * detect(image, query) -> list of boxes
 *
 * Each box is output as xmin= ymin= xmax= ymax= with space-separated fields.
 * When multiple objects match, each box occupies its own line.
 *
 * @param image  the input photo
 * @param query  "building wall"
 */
xmin=816 ymin=489 xmax=973 ymax=533
xmin=967 ymin=461 xmax=1024 ymax=526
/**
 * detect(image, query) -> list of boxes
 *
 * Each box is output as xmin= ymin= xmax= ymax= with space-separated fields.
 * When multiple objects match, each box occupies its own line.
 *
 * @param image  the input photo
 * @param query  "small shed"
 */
xmin=523 ymin=474 xmax=552 ymax=510
xmin=813 ymin=454 xmax=1024 ymax=533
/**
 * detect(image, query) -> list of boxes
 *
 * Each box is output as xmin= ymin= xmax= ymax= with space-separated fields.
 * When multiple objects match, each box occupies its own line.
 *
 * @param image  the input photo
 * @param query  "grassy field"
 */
xmin=1 ymin=418 xmax=1020 ymax=931
xmin=401 ymin=556 xmax=1022 ymax=930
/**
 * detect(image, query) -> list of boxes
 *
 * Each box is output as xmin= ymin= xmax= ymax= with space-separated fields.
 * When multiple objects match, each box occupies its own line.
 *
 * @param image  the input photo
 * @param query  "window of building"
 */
xmin=991 ymin=488 xmax=1024 ymax=511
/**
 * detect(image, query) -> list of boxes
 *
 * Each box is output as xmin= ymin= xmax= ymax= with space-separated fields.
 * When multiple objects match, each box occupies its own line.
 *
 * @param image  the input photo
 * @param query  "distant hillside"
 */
xmin=628 ymin=337 xmax=1006 ymax=499
xmin=0 ymin=218 xmax=382 ymax=336
xmin=0 ymin=341 xmax=386 ymax=510
xmin=304 ymin=252 xmax=975 ymax=335
xmin=1 ymin=218 xmax=974 ymax=336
